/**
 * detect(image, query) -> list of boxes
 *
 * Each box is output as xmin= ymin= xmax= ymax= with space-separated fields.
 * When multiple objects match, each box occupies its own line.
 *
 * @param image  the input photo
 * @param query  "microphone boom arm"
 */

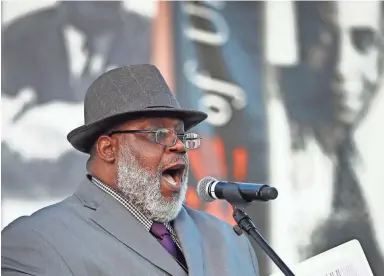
xmin=231 ymin=203 xmax=295 ymax=276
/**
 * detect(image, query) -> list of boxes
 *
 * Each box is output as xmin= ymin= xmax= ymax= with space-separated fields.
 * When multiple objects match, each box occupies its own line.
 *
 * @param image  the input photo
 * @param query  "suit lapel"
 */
xmin=75 ymin=178 xmax=186 ymax=276
xmin=174 ymin=207 xmax=205 ymax=276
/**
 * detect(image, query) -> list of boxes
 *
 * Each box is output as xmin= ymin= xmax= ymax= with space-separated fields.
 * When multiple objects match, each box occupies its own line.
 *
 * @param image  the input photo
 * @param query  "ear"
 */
xmin=96 ymin=135 xmax=117 ymax=163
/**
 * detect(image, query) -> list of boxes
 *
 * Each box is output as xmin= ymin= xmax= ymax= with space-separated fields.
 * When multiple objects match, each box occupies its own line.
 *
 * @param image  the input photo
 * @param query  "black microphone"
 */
xmin=197 ymin=176 xmax=278 ymax=204
xmin=197 ymin=177 xmax=294 ymax=276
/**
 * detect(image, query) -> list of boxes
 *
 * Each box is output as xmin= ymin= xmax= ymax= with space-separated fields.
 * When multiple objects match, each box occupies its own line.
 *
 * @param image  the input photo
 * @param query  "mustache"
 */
xmin=161 ymin=155 xmax=189 ymax=170
xmin=169 ymin=154 xmax=188 ymax=163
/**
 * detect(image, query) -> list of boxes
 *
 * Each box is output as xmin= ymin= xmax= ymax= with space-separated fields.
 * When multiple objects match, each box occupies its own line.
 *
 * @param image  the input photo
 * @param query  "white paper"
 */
xmin=269 ymin=239 xmax=374 ymax=276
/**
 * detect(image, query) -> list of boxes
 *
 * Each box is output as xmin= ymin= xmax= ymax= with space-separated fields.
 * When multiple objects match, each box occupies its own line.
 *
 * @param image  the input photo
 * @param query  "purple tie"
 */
xmin=150 ymin=222 xmax=187 ymax=270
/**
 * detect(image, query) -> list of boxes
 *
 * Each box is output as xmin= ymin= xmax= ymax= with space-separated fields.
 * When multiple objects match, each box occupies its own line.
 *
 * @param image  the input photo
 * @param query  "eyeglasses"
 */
xmin=108 ymin=128 xmax=202 ymax=150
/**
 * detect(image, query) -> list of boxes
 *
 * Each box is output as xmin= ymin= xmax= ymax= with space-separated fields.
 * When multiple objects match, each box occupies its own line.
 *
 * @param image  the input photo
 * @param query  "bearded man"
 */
xmin=1 ymin=64 xmax=259 ymax=276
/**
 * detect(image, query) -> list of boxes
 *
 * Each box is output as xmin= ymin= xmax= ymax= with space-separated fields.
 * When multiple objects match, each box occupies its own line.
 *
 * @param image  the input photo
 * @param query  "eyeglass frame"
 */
xmin=107 ymin=128 xmax=202 ymax=149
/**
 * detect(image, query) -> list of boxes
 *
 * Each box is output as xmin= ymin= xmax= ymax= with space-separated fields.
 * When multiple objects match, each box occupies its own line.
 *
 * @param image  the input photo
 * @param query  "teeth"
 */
xmin=163 ymin=173 xmax=177 ymax=186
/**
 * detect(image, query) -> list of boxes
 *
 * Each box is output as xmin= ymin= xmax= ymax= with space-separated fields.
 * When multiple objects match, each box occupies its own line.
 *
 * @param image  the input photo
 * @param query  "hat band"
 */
xmin=145 ymin=106 xmax=175 ymax=109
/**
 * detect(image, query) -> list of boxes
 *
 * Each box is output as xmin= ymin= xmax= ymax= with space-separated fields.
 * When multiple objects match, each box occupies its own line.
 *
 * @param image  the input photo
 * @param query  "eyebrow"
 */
xmin=148 ymin=121 xmax=185 ymax=132
xmin=170 ymin=121 xmax=185 ymax=131
xmin=174 ymin=125 xmax=185 ymax=133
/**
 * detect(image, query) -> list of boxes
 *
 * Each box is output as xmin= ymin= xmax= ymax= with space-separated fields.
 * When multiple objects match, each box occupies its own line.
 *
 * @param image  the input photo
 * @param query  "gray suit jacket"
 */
xmin=2 ymin=178 xmax=259 ymax=276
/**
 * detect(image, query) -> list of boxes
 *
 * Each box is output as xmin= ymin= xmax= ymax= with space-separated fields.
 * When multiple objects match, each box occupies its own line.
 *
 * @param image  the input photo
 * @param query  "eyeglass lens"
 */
xmin=155 ymin=128 xmax=175 ymax=147
xmin=155 ymin=129 xmax=200 ymax=149
xmin=183 ymin=133 xmax=200 ymax=149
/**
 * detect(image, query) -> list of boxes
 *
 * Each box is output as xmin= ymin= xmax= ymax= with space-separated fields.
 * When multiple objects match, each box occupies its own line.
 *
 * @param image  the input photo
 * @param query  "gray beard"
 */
xmin=116 ymin=145 xmax=188 ymax=222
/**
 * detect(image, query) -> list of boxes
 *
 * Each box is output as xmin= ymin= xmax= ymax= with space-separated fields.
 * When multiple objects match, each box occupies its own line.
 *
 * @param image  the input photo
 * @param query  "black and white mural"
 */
xmin=1 ymin=0 xmax=153 ymax=225
xmin=2 ymin=1 xmax=383 ymax=275
xmin=266 ymin=1 xmax=384 ymax=275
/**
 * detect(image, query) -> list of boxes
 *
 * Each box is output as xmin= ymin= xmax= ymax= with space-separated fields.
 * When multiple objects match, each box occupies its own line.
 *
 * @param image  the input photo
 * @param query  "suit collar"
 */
xmin=174 ymin=207 xmax=205 ymax=276
xmin=74 ymin=177 xmax=187 ymax=276
xmin=74 ymin=176 xmax=106 ymax=210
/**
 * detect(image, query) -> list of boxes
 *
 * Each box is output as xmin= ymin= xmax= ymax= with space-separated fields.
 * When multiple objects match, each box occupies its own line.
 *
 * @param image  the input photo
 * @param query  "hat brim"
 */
xmin=67 ymin=108 xmax=208 ymax=153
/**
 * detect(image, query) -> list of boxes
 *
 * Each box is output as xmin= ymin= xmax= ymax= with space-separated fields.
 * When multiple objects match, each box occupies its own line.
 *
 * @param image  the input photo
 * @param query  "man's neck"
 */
xmin=88 ymin=167 xmax=118 ymax=191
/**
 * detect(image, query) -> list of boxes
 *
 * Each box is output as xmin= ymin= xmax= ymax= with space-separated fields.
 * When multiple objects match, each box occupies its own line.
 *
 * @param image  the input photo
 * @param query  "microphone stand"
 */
xmin=231 ymin=203 xmax=295 ymax=276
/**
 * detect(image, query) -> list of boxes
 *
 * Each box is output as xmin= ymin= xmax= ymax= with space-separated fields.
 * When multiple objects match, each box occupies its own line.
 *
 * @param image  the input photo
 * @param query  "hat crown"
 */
xmin=67 ymin=64 xmax=207 ymax=153
xmin=84 ymin=64 xmax=180 ymax=125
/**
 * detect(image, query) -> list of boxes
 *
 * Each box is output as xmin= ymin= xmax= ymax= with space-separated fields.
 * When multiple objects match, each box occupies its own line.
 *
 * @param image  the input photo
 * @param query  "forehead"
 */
xmin=118 ymin=117 xmax=185 ymax=129
xmin=337 ymin=2 xmax=381 ymax=29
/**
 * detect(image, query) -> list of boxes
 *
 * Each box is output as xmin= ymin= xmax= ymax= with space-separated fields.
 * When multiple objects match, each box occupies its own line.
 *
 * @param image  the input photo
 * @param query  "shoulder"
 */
xmin=118 ymin=11 xmax=151 ymax=43
xmin=183 ymin=205 xmax=234 ymax=230
xmin=182 ymin=206 xmax=260 ymax=275
xmin=3 ymin=7 xmax=58 ymax=44
xmin=122 ymin=10 xmax=151 ymax=27
xmin=2 ymin=195 xmax=81 ymax=241
xmin=1 ymin=197 xmax=79 ymax=275
xmin=2 ymin=7 xmax=59 ymax=75
xmin=180 ymin=206 xmax=242 ymax=243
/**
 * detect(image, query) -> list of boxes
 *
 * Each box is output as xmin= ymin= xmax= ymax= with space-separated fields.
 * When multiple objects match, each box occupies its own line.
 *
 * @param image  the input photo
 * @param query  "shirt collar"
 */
xmin=87 ymin=174 xmax=183 ymax=250
xmin=89 ymin=174 xmax=152 ymax=231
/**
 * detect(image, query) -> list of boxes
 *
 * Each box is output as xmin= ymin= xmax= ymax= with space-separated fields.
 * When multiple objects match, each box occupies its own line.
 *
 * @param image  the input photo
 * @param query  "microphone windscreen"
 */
xmin=264 ymin=187 xmax=278 ymax=200
xmin=196 ymin=176 xmax=217 ymax=203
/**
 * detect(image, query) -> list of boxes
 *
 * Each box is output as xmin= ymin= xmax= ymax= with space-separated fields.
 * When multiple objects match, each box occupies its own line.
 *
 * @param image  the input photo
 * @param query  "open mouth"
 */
xmin=161 ymin=162 xmax=186 ymax=190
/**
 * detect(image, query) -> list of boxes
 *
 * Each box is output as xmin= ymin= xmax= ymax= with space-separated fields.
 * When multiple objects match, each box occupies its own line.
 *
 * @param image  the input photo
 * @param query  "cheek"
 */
xmin=363 ymin=51 xmax=380 ymax=82
xmin=129 ymin=137 xmax=165 ymax=173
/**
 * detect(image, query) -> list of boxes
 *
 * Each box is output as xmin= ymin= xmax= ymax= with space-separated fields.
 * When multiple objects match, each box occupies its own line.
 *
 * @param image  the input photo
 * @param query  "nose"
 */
xmin=165 ymin=138 xmax=187 ymax=154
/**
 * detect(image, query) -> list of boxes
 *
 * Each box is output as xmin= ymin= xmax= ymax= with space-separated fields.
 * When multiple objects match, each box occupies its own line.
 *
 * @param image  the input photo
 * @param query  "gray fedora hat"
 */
xmin=67 ymin=64 xmax=207 ymax=153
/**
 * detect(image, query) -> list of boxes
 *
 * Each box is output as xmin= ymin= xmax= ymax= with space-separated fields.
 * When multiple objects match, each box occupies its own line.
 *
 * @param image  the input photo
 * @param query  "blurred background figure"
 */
xmin=1 ymin=0 xmax=152 ymax=220
xmin=268 ymin=1 xmax=384 ymax=274
xmin=306 ymin=2 xmax=384 ymax=273
xmin=2 ymin=1 xmax=151 ymax=103
xmin=2 ymin=1 xmax=383 ymax=275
